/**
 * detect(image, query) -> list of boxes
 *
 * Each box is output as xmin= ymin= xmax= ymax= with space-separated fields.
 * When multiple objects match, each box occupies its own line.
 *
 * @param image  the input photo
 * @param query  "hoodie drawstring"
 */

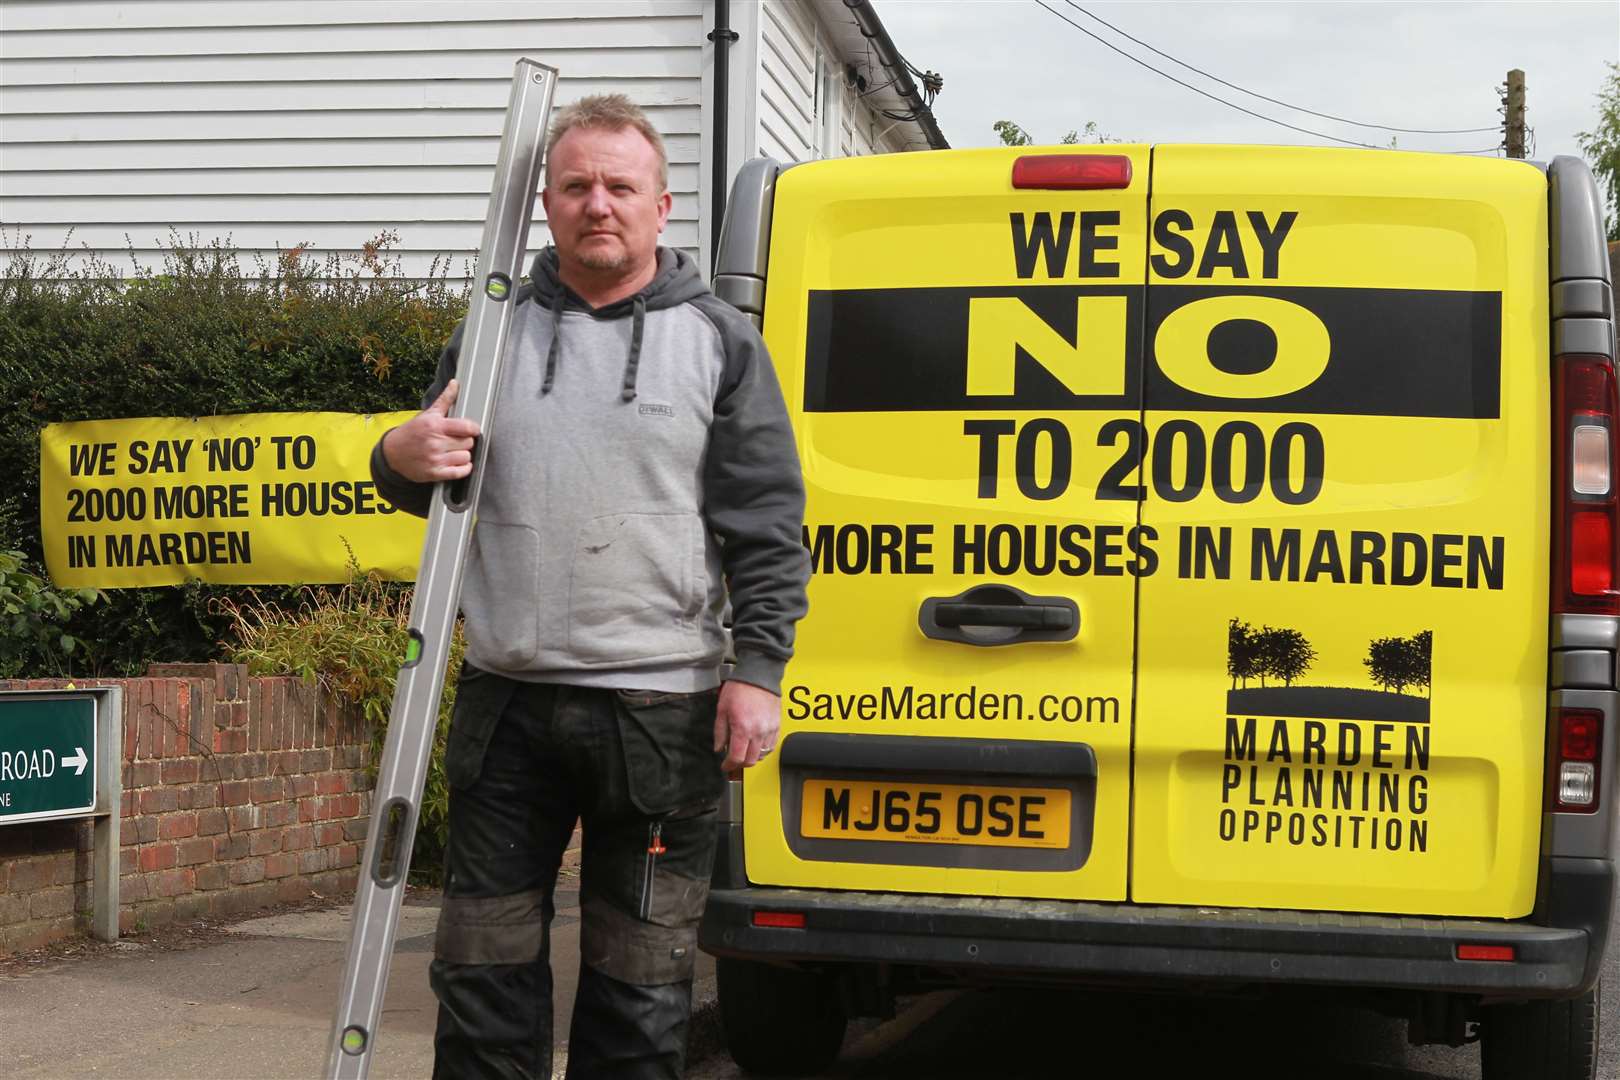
xmin=540 ymin=282 xmax=648 ymax=402
xmin=540 ymin=288 xmax=565 ymax=396
xmin=621 ymin=294 xmax=646 ymax=402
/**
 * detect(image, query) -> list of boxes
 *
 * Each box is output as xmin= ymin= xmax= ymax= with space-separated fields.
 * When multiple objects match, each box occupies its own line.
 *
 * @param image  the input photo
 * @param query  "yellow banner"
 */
xmin=40 ymin=413 xmax=425 ymax=588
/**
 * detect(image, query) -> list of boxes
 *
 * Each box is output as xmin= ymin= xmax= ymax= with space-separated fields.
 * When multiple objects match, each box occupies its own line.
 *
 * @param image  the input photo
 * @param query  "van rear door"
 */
xmin=752 ymin=147 xmax=1151 ymax=901
xmin=1129 ymin=146 xmax=1551 ymax=916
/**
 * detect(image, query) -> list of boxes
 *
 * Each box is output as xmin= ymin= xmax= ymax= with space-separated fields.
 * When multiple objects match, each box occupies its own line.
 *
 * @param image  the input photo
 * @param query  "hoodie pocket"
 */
xmin=462 ymin=521 xmax=542 ymax=670
xmin=569 ymin=512 xmax=706 ymax=665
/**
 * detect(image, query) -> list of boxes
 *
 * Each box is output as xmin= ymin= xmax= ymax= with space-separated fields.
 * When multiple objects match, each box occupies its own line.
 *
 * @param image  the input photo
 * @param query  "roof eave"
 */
xmin=812 ymin=0 xmax=949 ymax=151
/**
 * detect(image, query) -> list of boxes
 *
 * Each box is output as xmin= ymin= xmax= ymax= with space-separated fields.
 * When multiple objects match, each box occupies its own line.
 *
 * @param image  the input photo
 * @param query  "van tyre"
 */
xmin=717 ymin=956 xmax=846 ymax=1075
xmin=1480 ymin=983 xmax=1600 ymax=1080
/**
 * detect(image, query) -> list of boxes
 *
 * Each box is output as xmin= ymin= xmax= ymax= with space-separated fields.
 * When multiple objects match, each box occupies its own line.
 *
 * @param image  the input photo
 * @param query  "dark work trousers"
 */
xmin=429 ymin=668 xmax=725 ymax=1080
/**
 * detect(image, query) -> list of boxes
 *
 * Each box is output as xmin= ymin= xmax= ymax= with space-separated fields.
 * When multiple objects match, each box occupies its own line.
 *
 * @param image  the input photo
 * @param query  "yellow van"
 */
xmin=698 ymin=146 xmax=1617 ymax=1079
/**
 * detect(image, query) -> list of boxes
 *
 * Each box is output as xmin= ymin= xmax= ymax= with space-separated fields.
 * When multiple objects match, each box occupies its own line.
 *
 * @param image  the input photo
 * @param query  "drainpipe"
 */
xmin=708 ymin=1 xmax=740 ymax=267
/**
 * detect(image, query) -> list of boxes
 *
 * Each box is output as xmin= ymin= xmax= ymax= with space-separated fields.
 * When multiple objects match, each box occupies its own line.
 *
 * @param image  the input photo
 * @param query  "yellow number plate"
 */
xmin=800 ymin=779 xmax=1071 ymax=849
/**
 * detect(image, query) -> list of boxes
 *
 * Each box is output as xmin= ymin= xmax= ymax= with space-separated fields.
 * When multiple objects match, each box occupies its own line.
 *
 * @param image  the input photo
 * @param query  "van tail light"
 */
xmin=1553 ymin=355 xmax=1620 ymax=614
xmin=1011 ymin=154 xmax=1133 ymax=190
xmin=1550 ymin=708 xmax=1603 ymax=813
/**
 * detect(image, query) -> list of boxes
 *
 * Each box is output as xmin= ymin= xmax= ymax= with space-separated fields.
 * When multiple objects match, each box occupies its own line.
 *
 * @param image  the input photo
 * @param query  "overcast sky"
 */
xmin=877 ymin=1 xmax=1617 ymax=165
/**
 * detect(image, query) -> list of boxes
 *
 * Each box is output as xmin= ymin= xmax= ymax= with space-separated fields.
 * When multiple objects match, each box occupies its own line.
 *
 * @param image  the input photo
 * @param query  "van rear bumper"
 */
xmin=700 ymin=860 xmax=1612 ymax=998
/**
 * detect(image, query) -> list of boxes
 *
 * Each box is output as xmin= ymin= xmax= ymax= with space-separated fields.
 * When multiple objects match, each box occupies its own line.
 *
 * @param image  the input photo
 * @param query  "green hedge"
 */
xmin=0 ymin=232 xmax=468 ymax=675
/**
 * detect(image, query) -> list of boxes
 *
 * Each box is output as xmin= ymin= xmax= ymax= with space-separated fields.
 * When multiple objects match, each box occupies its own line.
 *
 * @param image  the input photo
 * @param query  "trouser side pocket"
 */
xmin=443 ymin=665 xmax=516 ymax=790
xmin=611 ymin=687 xmax=725 ymax=815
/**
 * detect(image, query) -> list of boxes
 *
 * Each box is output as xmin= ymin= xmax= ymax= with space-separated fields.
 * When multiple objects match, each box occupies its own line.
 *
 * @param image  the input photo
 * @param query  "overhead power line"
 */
xmin=1064 ymin=1 xmax=1497 ymax=135
xmin=1032 ymin=2 xmax=1378 ymax=148
xmin=1032 ymin=1 xmax=1500 ymax=154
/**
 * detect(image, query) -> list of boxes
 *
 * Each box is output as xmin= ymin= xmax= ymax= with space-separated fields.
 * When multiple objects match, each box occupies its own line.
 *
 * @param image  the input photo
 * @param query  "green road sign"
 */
xmin=0 ymin=694 xmax=97 ymax=824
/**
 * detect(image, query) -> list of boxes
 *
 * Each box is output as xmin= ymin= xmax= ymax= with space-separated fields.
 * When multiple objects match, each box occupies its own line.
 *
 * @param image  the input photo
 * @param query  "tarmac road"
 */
xmin=0 ymin=882 xmax=720 ymax=1080
xmin=688 ymin=905 xmax=1620 ymax=1079
xmin=0 ymin=886 xmax=1610 ymax=1079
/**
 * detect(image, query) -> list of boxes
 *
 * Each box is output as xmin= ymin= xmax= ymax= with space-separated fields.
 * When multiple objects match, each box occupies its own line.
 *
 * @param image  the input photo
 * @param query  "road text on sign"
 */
xmin=0 ymin=695 xmax=97 ymax=824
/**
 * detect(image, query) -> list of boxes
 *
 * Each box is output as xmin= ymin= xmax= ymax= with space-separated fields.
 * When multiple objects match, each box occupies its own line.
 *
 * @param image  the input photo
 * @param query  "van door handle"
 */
xmin=934 ymin=603 xmax=1074 ymax=630
xmin=919 ymin=584 xmax=1079 ymax=646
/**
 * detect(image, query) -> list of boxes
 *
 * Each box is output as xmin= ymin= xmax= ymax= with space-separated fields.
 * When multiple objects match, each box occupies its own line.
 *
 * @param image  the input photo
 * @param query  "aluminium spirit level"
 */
xmin=325 ymin=57 xmax=558 ymax=1079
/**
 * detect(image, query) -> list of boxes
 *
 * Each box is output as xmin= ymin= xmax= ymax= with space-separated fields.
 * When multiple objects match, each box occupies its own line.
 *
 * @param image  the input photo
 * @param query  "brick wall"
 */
xmin=0 ymin=664 xmax=372 ymax=955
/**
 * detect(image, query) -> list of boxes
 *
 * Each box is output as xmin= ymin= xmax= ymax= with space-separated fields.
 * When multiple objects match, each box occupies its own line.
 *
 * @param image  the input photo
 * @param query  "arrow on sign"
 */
xmin=62 ymin=747 xmax=88 ymax=776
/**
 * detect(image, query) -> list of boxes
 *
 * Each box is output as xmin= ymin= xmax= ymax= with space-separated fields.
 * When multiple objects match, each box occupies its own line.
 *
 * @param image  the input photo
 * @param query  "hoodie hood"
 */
xmin=528 ymin=245 xmax=708 ymax=314
xmin=528 ymin=246 xmax=709 ymax=402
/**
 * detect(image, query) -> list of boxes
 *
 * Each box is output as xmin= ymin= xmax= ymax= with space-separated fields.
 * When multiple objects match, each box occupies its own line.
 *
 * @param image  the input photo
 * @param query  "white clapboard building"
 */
xmin=0 ymin=0 xmax=948 ymax=278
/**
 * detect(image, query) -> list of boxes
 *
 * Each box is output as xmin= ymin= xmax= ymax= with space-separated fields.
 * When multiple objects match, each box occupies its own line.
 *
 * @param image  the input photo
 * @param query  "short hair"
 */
xmin=546 ymin=94 xmax=669 ymax=192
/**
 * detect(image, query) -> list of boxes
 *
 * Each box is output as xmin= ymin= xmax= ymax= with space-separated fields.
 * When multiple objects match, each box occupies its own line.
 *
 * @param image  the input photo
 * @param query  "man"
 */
xmin=371 ymin=94 xmax=810 ymax=1079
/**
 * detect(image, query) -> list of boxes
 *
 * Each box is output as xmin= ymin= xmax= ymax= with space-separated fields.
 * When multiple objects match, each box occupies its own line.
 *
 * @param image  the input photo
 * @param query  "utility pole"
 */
xmin=1503 ymin=69 xmax=1526 ymax=159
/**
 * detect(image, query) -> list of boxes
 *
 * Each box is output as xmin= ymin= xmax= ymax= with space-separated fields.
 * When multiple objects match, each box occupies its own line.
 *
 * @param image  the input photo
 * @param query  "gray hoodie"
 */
xmin=371 ymin=246 xmax=810 ymax=695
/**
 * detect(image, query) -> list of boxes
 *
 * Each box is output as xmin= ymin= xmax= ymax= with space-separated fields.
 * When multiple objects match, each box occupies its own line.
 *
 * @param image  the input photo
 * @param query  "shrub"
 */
xmin=0 ymin=549 xmax=102 ymax=677
xmin=0 ymin=230 xmax=469 ymax=674
xmin=221 ymin=557 xmax=462 ymax=883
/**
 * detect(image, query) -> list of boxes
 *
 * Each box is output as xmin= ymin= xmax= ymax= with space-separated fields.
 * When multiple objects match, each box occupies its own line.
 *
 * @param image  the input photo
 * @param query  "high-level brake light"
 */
xmin=1011 ymin=154 xmax=1133 ymax=190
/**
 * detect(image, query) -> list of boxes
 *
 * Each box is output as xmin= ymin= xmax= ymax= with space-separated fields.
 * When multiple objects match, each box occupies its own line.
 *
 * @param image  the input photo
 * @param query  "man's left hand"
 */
xmin=715 ymin=681 xmax=781 ymax=772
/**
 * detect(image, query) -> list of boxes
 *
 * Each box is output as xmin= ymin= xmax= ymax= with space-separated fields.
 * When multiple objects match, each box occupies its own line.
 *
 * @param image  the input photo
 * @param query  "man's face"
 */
xmin=542 ymin=125 xmax=671 ymax=278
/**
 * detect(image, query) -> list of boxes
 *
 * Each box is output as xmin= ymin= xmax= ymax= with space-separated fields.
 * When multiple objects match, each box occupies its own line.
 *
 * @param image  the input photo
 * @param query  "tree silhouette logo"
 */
xmin=1226 ymin=618 xmax=1433 ymax=722
xmin=1227 ymin=618 xmax=1318 ymax=688
xmin=1363 ymin=630 xmax=1432 ymax=697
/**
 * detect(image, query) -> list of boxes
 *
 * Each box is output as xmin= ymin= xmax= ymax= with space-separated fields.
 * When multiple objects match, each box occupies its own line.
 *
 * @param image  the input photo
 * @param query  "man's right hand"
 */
xmin=381 ymin=379 xmax=482 ymax=483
